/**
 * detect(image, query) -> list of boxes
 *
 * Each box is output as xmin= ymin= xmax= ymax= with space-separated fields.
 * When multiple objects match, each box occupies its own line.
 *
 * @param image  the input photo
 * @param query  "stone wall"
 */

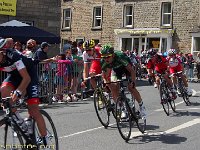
xmin=61 ymin=0 xmax=200 ymax=53
xmin=0 ymin=0 xmax=61 ymax=57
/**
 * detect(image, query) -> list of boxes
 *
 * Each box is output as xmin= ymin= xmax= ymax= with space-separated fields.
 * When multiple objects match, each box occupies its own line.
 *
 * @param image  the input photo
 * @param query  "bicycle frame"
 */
xmin=1 ymin=98 xmax=36 ymax=147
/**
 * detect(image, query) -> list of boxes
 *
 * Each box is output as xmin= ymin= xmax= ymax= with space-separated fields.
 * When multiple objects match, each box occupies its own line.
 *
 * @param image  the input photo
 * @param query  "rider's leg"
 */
xmin=155 ymin=76 xmax=160 ymax=89
xmin=28 ymin=103 xmax=47 ymax=137
xmin=89 ymin=72 xmax=97 ymax=89
xmin=181 ymin=74 xmax=188 ymax=87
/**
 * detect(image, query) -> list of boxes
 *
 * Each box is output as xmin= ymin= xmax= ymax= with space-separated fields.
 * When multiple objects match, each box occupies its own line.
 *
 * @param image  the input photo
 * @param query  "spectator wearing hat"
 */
xmin=34 ymin=42 xmax=55 ymax=63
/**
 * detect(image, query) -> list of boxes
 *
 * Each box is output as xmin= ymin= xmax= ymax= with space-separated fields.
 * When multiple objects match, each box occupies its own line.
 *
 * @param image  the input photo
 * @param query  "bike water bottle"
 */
xmin=24 ymin=118 xmax=33 ymax=135
xmin=12 ymin=113 xmax=28 ymax=133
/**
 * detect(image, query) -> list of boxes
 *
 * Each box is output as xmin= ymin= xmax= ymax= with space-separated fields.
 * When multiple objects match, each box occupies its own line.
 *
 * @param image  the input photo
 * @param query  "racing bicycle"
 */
xmin=0 ymin=97 xmax=58 ymax=150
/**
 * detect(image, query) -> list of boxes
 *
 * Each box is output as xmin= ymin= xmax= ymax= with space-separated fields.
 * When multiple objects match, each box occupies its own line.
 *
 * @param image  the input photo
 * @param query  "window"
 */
xmin=62 ymin=8 xmax=71 ymax=29
xmin=76 ymin=37 xmax=85 ymax=43
xmin=123 ymin=5 xmax=133 ymax=27
xmin=93 ymin=6 xmax=102 ymax=28
xmin=161 ymin=2 xmax=172 ymax=27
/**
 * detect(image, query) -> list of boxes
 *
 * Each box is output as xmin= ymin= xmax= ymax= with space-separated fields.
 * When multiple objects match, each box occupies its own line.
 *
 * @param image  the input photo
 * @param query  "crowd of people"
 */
xmin=1 ymin=37 xmax=199 ymax=120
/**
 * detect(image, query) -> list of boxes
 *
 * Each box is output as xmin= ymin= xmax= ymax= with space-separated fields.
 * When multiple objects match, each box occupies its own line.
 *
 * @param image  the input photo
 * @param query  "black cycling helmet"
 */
xmin=147 ymin=48 xmax=157 ymax=58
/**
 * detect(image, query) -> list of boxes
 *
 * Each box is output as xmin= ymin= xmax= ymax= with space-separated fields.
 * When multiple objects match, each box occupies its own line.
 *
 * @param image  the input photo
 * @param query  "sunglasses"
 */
xmin=101 ymin=54 xmax=112 ymax=59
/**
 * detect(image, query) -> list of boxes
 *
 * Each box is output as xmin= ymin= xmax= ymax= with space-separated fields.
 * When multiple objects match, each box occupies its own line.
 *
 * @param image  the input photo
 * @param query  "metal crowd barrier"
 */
xmin=0 ymin=61 xmax=85 ymax=104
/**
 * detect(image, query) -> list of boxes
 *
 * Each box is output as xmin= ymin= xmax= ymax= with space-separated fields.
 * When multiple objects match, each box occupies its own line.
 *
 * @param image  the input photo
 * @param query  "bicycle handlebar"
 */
xmin=83 ymin=74 xmax=102 ymax=81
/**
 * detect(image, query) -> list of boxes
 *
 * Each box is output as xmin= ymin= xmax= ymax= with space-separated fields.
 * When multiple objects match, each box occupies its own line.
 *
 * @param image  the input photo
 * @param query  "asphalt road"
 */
xmin=0 ymin=80 xmax=200 ymax=150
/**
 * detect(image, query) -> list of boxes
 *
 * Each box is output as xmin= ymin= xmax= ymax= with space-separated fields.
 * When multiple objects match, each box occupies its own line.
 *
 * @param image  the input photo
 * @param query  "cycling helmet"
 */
xmin=0 ymin=38 xmax=7 ymax=49
xmin=100 ymin=44 xmax=114 ymax=56
xmin=83 ymin=39 xmax=95 ymax=49
xmin=168 ymin=48 xmax=177 ymax=56
xmin=163 ymin=51 xmax=168 ymax=57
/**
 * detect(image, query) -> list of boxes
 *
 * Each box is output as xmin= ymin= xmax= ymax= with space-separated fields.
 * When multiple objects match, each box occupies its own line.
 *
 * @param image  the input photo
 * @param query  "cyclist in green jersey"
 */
xmin=101 ymin=44 xmax=146 ymax=118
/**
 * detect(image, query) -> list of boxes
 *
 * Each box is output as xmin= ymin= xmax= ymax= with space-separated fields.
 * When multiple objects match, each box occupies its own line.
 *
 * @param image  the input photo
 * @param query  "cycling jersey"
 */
xmin=83 ymin=47 xmax=102 ymax=74
xmin=167 ymin=56 xmax=182 ymax=74
xmin=101 ymin=51 xmax=132 ymax=80
xmin=0 ymin=49 xmax=39 ymax=104
xmin=146 ymin=55 xmax=167 ymax=73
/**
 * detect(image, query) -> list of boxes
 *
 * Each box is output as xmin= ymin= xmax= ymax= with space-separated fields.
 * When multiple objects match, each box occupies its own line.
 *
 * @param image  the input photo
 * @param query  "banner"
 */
xmin=0 ymin=0 xmax=17 ymax=16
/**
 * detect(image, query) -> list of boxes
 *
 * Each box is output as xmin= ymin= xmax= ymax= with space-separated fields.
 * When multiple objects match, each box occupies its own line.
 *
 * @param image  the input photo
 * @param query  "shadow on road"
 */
xmin=171 ymin=110 xmax=200 ymax=117
xmin=129 ymin=133 xmax=187 ymax=144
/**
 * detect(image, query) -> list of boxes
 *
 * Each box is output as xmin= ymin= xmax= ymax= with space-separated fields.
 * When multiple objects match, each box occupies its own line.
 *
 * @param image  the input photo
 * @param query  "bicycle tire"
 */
xmin=93 ymin=90 xmax=110 ymax=128
xmin=160 ymin=83 xmax=170 ymax=116
xmin=32 ymin=110 xmax=59 ymax=150
xmin=169 ymin=99 xmax=176 ymax=112
xmin=4 ymin=124 xmax=26 ymax=150
xmin=116 ymin=97 xmax=132 ymax=142
xmin=182 ymin=93 xmax=191 ymax=106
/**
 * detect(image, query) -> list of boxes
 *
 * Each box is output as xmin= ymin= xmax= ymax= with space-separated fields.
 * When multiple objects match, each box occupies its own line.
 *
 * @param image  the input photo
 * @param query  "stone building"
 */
xmin=61 ymin=0 xmax=200 ymax=57
xmin=0 ymin=0 xmax=61 ymax=56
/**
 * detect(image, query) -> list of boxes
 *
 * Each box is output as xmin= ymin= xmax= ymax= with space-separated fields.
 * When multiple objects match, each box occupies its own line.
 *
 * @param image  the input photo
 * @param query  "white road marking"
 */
xmin=59 ymin=123 xmax=116 ymax=139
xmin=191 ymin=89 xmax=200 ymax=96
xmin=154 ymin=101 xmax=184 ymax=112
xmin=130 ymin=118 xmax=200 ymax=138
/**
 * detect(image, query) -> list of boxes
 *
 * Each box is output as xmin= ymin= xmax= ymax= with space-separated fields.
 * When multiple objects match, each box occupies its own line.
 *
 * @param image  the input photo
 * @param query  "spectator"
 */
xmin=23 ymin=39 xmax=37 ymax=58
xmin=196 ymin=52 xmax=200 ymax=79
xmin=77 ymin=41 xmax=84 ymax=57
xmin=184 ymin=53 xmax=189 ymax=78
xmin=70 ymin=46 xmax=83 ymax=101
xmin=53 ymin=54 xmax=72 ymax=102
xmin=5 ymin=38 xmax=14 ymax=48
xmin=13 ymin=41 xmax=23 ymax=53
xmin=34 ymin=42 xmax=53 ymax=62
xmin=188 ymin=53 xmax=195 ymax=79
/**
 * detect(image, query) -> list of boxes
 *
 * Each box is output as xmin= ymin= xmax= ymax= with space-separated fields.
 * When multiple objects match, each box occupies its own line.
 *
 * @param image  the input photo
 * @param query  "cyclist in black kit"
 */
xmin=0 ymin=38 xmax=50 ymax=148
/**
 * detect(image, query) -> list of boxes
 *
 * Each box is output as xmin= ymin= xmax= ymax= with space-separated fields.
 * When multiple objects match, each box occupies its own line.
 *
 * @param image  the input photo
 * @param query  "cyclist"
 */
xmin=146 ymin=49 xmax=158 ymax=88
xmin=100 ymin=44 xmax=146 ymax=118
xmin=81 ymin=39 xmax=102 ymax=89
xmin=167 ymin=49 xmax=192 ymax=96
xmin=0 ymin=38 xmax=50 ymax=148
xmin=146 ymin=49 xmax=177 ymax=100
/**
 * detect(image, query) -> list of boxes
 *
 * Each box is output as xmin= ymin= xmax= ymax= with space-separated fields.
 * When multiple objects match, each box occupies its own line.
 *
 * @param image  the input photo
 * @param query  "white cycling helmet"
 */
xmin=168 ymin=49 xmax=177 ymax=56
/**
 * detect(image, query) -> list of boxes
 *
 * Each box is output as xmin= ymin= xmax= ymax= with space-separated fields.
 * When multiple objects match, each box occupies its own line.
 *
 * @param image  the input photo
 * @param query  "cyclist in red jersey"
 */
xmin=146 ymin=49 xmax=177 ymax=99
xmin=82 ymin=40 xmax=102 ymax=89
xmin=167 ymin=49 xmax=192 ymax=96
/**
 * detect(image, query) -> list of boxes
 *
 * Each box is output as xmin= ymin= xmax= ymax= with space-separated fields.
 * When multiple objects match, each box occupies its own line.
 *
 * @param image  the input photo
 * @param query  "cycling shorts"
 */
xmin=1 ymin=74 xmax=40 ymax=105
xmin=111 ymin=66 xmax=131 ymax=82
xmin=89 ymin=60 xmax=102 ymax=75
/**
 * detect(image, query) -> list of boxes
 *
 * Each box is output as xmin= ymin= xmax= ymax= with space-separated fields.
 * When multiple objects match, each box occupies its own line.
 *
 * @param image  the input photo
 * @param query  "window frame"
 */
xmin=62 ymin=8 xmax=72 ymax=30
xmin=92 ymin=6 xmax=103 ymax=29
xmin=160 ymin=2 xmax=172 ymax=28
xmin=123 ymin=4 xmax=134 ymax=28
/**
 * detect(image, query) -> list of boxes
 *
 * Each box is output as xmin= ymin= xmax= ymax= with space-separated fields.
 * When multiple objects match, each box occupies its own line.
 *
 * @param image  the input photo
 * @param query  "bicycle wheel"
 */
xmin=182 ymin=93 xmax=191 ymax=106
xmin=93 ymin=90 xmax=109 ymax=128
xmin=33 ymin=110 xmax=58 ymax=150
xmin=116 ymin=97 xmax=132 ymax=142
xmin=160 ymin=83 xmax=170 ymax=116
xmin=3 ymin=123 xmax=26 ymax=150
xmin=133 ymin=103 xmax=146 ymax=133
